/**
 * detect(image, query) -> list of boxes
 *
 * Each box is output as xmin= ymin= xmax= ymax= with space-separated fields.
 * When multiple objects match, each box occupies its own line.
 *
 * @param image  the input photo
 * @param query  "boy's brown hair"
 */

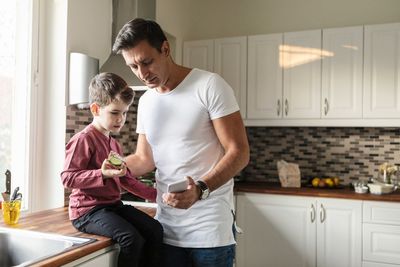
xmin=89 ymin=72 xmax=134 ymax=107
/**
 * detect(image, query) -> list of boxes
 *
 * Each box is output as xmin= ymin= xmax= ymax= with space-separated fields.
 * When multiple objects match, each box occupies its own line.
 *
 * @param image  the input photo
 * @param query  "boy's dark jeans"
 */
xmin=72 ymin=201 xmax=163 ymax=267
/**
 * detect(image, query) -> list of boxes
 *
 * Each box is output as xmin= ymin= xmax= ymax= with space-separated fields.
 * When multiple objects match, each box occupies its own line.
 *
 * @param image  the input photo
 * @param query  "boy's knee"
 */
xmin=118 ymin=231 xmax=145 ymax=251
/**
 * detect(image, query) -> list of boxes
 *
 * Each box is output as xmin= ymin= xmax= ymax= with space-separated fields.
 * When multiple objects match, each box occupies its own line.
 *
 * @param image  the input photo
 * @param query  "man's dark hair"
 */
xmin=112 ymin=18 xmax=167 ymax=54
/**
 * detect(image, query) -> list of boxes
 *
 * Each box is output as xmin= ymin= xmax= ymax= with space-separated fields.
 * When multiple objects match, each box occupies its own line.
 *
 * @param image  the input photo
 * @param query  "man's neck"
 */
xmin=157 ymin=64 xmax=191 ymax=93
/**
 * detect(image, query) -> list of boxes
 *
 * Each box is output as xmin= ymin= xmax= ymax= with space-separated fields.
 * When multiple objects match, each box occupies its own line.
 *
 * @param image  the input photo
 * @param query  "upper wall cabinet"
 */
xmin=247 ymin=30 xmax=322 ymax=120
xmin=183 ymin=22 xmax=400 ymax=126
xmin=183 ymin=37 xmax=247 ymax=118
xmin=322 ymin=26 xmax=363 ymax=118
xmin=283 ymin=30 xmax=322 ymax=119
xmin=183 ymin=40 xmax=214 ymax=72
xmin=247 ymin=33 xmax=283 ymax=119
xmin=363 ymin=22 xmax=400 ymax=118
xmin=214 ymin=37 xmax=247 ymax=119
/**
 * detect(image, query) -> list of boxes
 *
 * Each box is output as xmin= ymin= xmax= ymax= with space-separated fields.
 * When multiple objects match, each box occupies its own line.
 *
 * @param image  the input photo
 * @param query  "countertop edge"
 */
xmin=234 ymin=182 xmax=400 ymax=202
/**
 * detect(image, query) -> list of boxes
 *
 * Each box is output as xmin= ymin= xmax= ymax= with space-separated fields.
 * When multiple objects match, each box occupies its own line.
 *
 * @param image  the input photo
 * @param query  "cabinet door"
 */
xmin=214 ymin=37 xmax=247 ymax=118
xmin=283 ymin=30 xmax=321 ymax=118
xmin=62 ymin=246 xmax=119 ymax=267
xmin=247 ymin=34 xmax=283 ymax=119
xmin=236 ymin=193 xmax=316 ymax=267
xmin=363 ymin=224 xmax=400 ymax=265
xmin=183 ymin=40 xmax=214 ymax=72
xmin=363 ymin=201 xmax=400 ymax=265
xmin=363 ymin=22 xmax=400 ymax=118
xmin=316 ymin=198 xmax=362 ymax=267
xmin=322 ymin=26 xmax=363 ymax=118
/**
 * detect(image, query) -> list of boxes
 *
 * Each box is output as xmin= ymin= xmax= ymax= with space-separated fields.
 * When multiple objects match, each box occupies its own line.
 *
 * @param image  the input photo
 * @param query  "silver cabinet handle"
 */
xmin=320 ymin=203 xmax=326 ymax=223
xmin=277 ymin=99 xmax=281 ymax=116
xmin=311 ymin=204 xmax=316 ymax=223
xmin=285 ymin=99 xmax=289 ymax=116
xmin=324 ymin=98 xmax=329 ymax=116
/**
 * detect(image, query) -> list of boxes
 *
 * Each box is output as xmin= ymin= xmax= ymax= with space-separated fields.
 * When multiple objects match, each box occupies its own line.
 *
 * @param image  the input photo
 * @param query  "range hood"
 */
xmin=100 ymin=0 xmax=156 ymax=86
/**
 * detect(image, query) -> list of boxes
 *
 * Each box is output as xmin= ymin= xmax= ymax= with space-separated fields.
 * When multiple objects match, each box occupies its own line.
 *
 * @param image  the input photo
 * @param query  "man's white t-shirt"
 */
xmin=136 ymin=68 xmax=239 ymax=247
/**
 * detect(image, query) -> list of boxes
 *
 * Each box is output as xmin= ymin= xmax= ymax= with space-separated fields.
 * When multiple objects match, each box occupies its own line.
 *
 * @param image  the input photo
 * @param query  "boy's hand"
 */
xmin=101 ymin=159 xmax=127 ymax=178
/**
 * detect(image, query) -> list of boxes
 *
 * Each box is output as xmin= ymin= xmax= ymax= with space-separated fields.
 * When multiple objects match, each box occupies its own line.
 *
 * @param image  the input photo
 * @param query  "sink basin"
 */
xmin=0 ymin=227 xmax=96 ymax=266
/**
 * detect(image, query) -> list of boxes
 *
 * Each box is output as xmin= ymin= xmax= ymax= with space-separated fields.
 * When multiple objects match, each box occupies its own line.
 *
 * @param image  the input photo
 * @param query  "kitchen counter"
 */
xmin=234 ymin=181 xmax=400 ymax=202
xmin=0 ymin=205 xmax=156 ymax=267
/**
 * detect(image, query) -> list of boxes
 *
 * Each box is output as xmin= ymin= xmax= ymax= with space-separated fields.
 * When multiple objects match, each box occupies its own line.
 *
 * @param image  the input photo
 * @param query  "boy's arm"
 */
xmin=125 ymin=134 xmax=156 ymax=176
xmin=61 ymin=136 xmax=105 ymax=189
xmin=120 ymin=172 xmax=157 ymax=202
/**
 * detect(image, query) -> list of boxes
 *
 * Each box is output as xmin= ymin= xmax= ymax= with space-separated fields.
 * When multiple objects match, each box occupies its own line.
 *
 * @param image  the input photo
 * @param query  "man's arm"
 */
xmin=201 ymin=110 xmax=250 ymax=191
xmin=163 ymin=111 xmax=249 ymax=208
xmin=125 ymin=134 xmax=156 ymax=177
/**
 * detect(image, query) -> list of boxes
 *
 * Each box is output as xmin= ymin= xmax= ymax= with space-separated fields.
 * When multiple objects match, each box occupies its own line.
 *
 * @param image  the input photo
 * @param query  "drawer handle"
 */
xmin=324 ymin=98 xmax=329 ymax=116
xmin=285 ymin=99 xmax=289 ymax=116
xmin=320 ymin=204 xmax=326 ymax=223
xmin=277 ymin=99 xmax=281 ymax=116
xmin=311 ymin=204 xmax=316 ymax=223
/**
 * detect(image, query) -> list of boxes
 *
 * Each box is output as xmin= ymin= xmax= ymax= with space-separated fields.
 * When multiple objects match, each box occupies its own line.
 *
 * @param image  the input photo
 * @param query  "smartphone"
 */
xmin=167 ymin=178 xmax=189 ymax=193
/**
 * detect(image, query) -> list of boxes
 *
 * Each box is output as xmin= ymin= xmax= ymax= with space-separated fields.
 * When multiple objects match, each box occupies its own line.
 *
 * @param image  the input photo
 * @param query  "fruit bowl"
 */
xmin=308 ymin=177 xmax=342 ymax=189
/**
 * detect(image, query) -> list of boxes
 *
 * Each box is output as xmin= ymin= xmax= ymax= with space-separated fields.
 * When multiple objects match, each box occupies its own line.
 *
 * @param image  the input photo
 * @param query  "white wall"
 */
xmin=67 ymin=0 xmax=112 ymax=66
xmin=32 ymin=0 xmax=112 ymax=212
xmin=33 ymin=0 xmax=68 ymax=211
xmin=156 ymin=0 xmax=400 ymax=39
xmin=156 ymin=0 xmax=400 ymax=63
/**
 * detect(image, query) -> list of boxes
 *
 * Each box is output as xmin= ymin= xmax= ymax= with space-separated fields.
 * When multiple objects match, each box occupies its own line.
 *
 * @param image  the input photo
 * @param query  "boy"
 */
xmin=61 ymin=72 xmax=162 ymax=267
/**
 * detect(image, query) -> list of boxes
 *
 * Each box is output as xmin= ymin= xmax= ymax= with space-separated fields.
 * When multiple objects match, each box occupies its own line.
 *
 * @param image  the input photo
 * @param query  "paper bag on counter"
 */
xmin=277 ymin=160 xmax=301 ymax=188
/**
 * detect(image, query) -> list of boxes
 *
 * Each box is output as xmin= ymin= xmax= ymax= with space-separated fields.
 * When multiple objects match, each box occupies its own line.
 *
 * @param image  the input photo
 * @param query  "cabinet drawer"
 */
xmin=363 ymin=224 xmax=400 ymax=265
xmin=363 ymin=261 xmax=399 ymax=267
xmin=363 ymin=201 xmax=400 ymax=225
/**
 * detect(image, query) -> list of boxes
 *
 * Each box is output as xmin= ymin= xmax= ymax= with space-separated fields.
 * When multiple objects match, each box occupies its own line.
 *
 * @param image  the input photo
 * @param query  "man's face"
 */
xmin=122 ymin=40 xmax=169 ymax=89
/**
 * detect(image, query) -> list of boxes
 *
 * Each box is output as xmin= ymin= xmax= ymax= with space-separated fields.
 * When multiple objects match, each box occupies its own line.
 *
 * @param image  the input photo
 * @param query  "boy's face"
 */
xmin=91 ymin=99 xmax=130 ymax=135
xmin=122 ymin=40 xmax=170 ymax=89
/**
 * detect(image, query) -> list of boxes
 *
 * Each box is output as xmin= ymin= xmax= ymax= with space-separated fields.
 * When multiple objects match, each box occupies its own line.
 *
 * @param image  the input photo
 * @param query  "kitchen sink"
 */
xmin=0 ymin=227 xmax=96 ymax=266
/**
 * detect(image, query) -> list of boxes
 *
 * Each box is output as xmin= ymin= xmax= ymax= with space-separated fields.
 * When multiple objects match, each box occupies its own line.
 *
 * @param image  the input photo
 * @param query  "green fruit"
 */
xmin=109 ymin=155 xmax=123 ymax=166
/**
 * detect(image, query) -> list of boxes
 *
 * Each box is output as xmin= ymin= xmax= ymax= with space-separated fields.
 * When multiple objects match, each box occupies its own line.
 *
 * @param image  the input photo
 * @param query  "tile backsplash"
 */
xmin=65 ymin=91 xmax=400 ymax=204
xmin=243 ymin=127 xmax=400 ymax=184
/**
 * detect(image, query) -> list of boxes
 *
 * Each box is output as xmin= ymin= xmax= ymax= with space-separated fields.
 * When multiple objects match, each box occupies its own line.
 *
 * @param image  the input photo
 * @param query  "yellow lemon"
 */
xmin=312 ymin=178 xmax=320 ymax=187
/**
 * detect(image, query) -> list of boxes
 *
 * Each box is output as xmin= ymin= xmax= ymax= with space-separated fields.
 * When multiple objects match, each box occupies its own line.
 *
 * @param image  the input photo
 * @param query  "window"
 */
xmin=0 ymin=0 xmax=37 ymax=209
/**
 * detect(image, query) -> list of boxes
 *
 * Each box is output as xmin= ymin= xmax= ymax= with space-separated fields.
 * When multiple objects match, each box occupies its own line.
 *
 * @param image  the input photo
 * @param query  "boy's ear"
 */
xmin=90 ymin=103 xmax=100 ymax=116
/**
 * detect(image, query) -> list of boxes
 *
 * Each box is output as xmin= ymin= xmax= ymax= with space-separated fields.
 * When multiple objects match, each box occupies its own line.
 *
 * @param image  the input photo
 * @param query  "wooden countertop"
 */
xmin=0 ymin=206 xmax=156 ymax=267
xmin=234 ymin=182 xmax=400 ymax=202
xmin=1 ymin=183 xmax=398 ymax=266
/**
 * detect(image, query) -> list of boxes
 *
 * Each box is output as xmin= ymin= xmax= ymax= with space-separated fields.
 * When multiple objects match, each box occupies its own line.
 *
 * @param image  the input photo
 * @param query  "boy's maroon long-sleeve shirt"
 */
xmin=61 ymin=124 xmax=156 ymax=220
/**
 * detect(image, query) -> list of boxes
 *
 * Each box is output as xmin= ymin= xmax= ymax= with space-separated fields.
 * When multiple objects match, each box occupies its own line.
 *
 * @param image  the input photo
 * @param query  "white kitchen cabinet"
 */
xmin=363 ymin=22 xmax=400 ymax=118
xmin=321 ymin=26 xmax=363 ymax=118
xmin=214 ymin=37 xmax=247 ymax=118
xmin=363 ymin=201 xmax=400 ymax=266
xmin=247 ymin=33 xmax=283 ymax=119
xmin=247 ymin=30 xmax=322 ymax=120
xmin=316 ymin=197 xmax=362 ymax=267
xmin=283 ymin=30 xmax=322 ymax=119
xmin=62 ymin=245 xmax=119 ymax=267
xmin=183 ymin=39 xmax=214 ymax=72
xmin=183 ymin=37 xmax=247 ymax=118
xmin=236 ymin=193 xmax=362 ymax=267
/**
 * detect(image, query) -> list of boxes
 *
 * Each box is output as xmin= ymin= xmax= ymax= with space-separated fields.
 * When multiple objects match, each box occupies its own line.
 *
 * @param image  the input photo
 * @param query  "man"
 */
xmin=113 ymin=18 xmax=249 ymax=267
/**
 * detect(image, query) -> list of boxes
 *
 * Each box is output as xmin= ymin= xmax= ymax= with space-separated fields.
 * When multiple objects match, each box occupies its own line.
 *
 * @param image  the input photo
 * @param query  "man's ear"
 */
xmin=162 ymin=41 xmax=170 ymax=56
xmin=90 ymin=103 xmax=100 ymax=116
